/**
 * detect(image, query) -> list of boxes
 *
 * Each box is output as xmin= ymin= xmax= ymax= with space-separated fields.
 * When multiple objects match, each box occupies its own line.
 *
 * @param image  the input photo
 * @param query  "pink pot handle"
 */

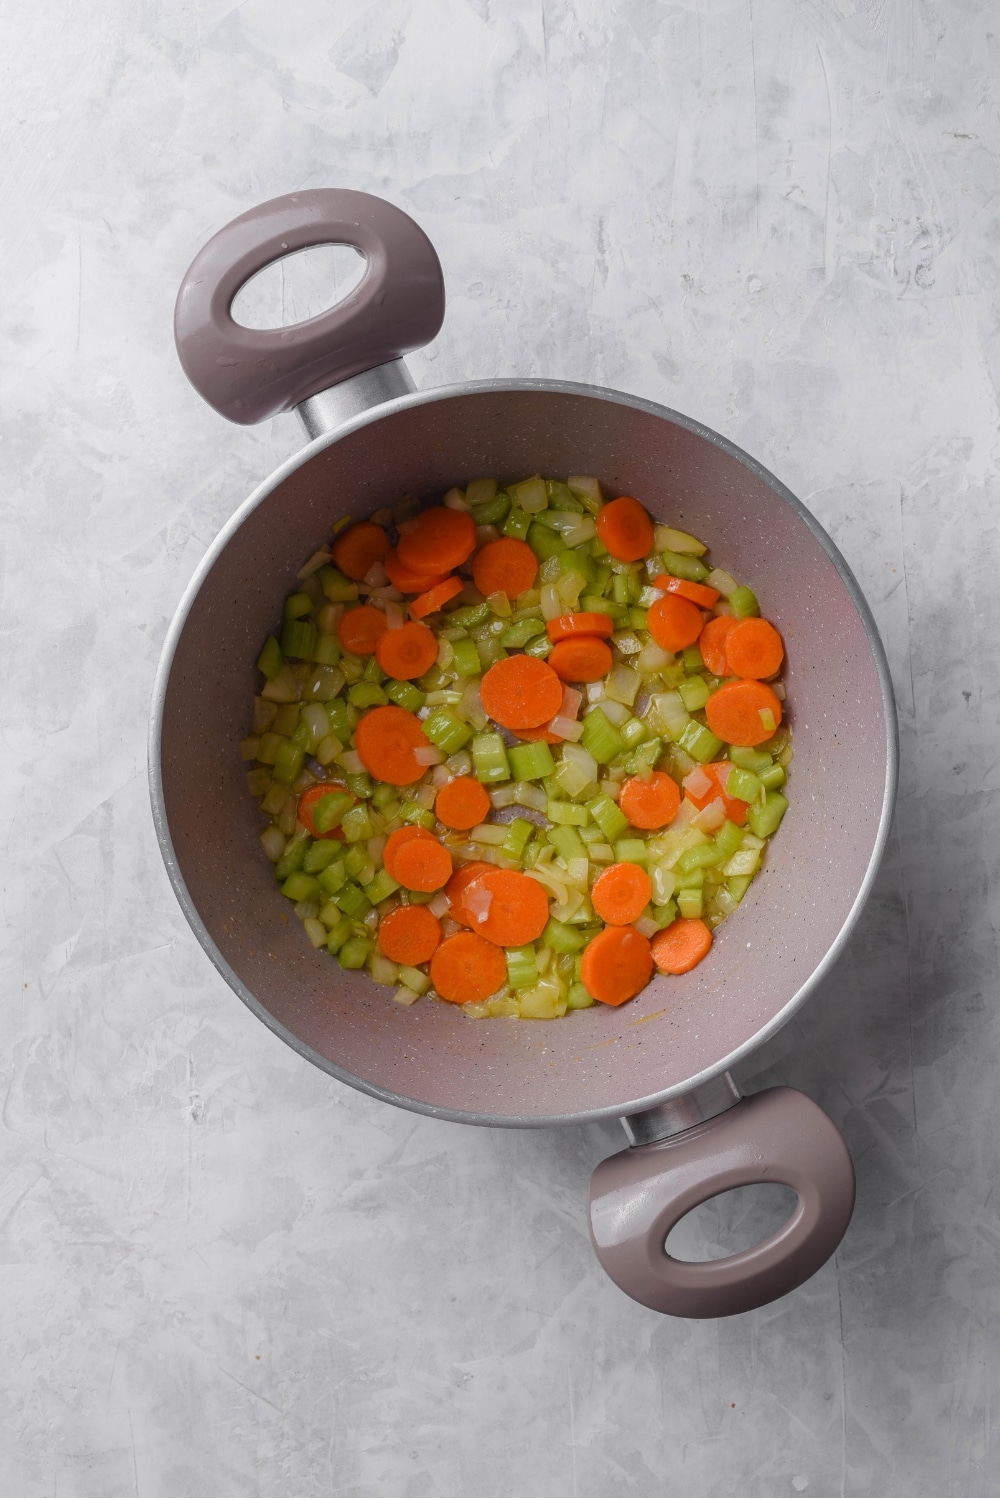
xmin=589 ymin=1087 xmax=855 ymax=1318
xmin=174 ymin=189 xmax=445 ymax=424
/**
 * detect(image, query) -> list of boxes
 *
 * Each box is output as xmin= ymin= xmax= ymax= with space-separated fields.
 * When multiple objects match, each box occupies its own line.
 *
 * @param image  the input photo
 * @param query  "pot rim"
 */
xmin=149 ymin=376 xmax=899 ymax=1128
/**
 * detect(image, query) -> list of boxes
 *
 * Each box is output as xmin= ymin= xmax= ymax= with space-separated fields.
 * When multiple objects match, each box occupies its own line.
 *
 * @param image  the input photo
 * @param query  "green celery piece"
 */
xmin=728 ymin=585 xmax=760 ymax=619
xmin=624 ymin=738 xmax=662 ymax=776
xmin=317 ymin=860 xmax=347 ymax=896
xmin=290 ymin=721 xmax=311 ymax=749
xmin=581 ymin=707 xmax=625 ymax=764
xmin=423 ymin=708 xmax=473 ymax=753
xmin=508 ymin=740 xmax=556 ymax=781
xmin=579 ymin=594 xmax=627 ymax=623
xmin=272 ymin=739 xmax=305 ymax=785
xmin=675 ymin=843 xmax=724 ymax=877
xmin=472 ymin=731 xmax=510 ymax=784
xmin=557 ymin=548 xmax=596 ymax=584
xmin=256 ymin=731 xmax=283 ymax=765
xmin=592 ymin=562 xmax=613 ymax=594
xmin=341 ymin=806 xmax=374 ymax=842
xmin=371 ymin=781 xmax=398 ymax=810
xmin=546 ymin=480 xmax=585 ymax=511
xmin=451 ymin=638 xmax=482 ymax=676
xmin=502 ymin=507 xmax=532 ymax=541
xmin=587 ymin=794 xmax=630 ymax=841
xmin=501 ymin=818 xmax=535 ymax=862
xmin=510 ymin=475 xmax=548 ymax=511
xmin=397 ymin=964 xmax=431 ymax=995
xmin=499 ymin=617 xmax=546 ymax=649
xmin=472 ymin=494 xmax=511 ymax=527
xmin=385 ymin=679 xmax=426 ymax=713
xmin=284 ymin=592 xmax=313 ymax=621
xmin=347 ymin=681 xmax=388 ymax=710
xmin=319 ymin=566 xmax=358 ymax=603
xmin=313 ymin=631 xmax=341 ymax=666
xmin=652 ymin=900 xmax=679 ymax=928
xmin=325 ymin=915 xmax=353 ymax=953
xmin=614 ymin=838 xmax=649 ymax=865
xmin=325 ymin=698 xmax=353 ymax=741
xmin=747 ymin=791 xmax=788 ymax=838
xmin=506 ymin=945 xmax=540 ymax=990
xmin=522 ymin=634 xmax=552 ymax=658
xmin=542 ymin=917 xmax=587 ymax=954
xmin=677 ymin=720 xmax=724 ymax=764
xmin=338 ymin=936 xmax=373 ymax=969
xmin=729 ymin=745 xmax=772 ymax=774
xmin=726 ymin=766 xmax=763 ymax=804
xmin=677 ymin=888 xmax=704 ymax=919
xmin=280 ymin=619 xmax=316 ymax=660
xmin=759 ymin=762 xmax=786 ymax=791
xmin=714 ymin=821 xmax=745 ymax=859
xmin=681 ymin=645 xmax=705 ymax=673
xmin=566 ymin=982 xmax=595 ymax=1010
xmin=619 ymin=716 xmax=649 ymax=749
xmin=527 ymin=520 xmax=565 ymax=561
xmin=727 ymin=875 xmax=753 ymax=902
xmin=343 ymin=771 xmax=374 ymax=800
xmin=363 ymin=656 xmax=386 ymax=684
xmin=628 ymin=606 xmax=648 ymax=630
xmin=302 ymin=838 xmax=344 ymax=874
xmin=660 ymin=549 xmax=709 ymax=582
xmin=312 ymin=790 xmax=354 ymax=834
xmin=678 ymin=676 xmax=710 ymax=712
xmin=547 ymin=799 xmax=590 ymax=826
xmin=343 ymin=845 xmax=367 ymax=879
xmin=274 ymin=831 xmax=310 ymax=881
xmin=281 ymin=871 xmax=321 ymax=903
xmin=257 ymin=636 xmax=283 ymax=681
xmin=364 ymin=868 xmax=401 ymax=904
xmin=399 ymin=802 xmax=436 ymax=830
xmin=548 ymin=824 xmax=587 ymax=863
xmin=332 ymin=881 xmax=371 ymax=919
xmin=450 ymin=602 xmax=491 ymax=629
xmin=677 ymin=866 xmax=704 ymax=889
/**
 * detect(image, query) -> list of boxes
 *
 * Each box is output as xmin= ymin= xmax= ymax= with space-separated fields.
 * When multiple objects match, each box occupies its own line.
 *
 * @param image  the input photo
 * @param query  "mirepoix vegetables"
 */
xmin=243 ymin=479 xmax=792 ymax=1018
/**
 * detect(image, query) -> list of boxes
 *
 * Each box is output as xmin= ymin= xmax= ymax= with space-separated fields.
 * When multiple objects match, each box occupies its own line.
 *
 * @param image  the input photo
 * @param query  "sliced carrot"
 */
xmin=724 ymin=617 xmax=784 ymax=680
xmin=579 ymin=925 xmax=653 ymax=1006
xmin=337 ymin=603 xmax=388 ymax=656
xmin=382 ymin=824 xmax=435 ymax=881
xmin=647 ymin=594 xmax=704 ymax=652
xmin=408 ymin=576 xmax=464 ymax=619
xmin=434 ymin=776 xmax=491 ymax=831
xmin=682 ymin=762 xmax=749 ymax=826
xmin=354 ymin=704 xmax=432 ymax=785
xmin=515 ymin=723 xmax=563 ymax=744
xmin=445 ymin=860 xmax=494 ymax=916
xmin=591 ymin=862 xmax=653 ymax=926
xmin=651 ymin=918 xmax=713 ymax=975
xmin=479 ymin=655 xmax=564 ymax=731
xmin=472 ymin=537 xmax=538 ymax=599
xmin=548 ymin=636 xmax=613 ymax=684
xmin=618 ymin=772 xmax=681 ymax=830
xmin=654 ymin=573 xmax=721 ymax=609
xmin=699 ymin=614 xmax=737 ymax=677
xmin=546 ymin=612 xmax=615 ymax=643
xmin=331 ymin=521 xmax=388 ymax=581
xmin=383 ymin=547 xmax=447 ymax=594
xmin=397 ymin=506 xmax=476 ymax=574
xmin=377 ymin=905 xmax=442 ymax=965
xmin=449 ymin=868 xmax=549 ymax=947
xmin=596 ymin=496 xmax=654 ymax=563
xmin=431 ymin=932 xmax=508 ymax=1003
xmin=392 ymin=834 xmax=453 ymax=893
xmin=704 ymin=680 xmax=783 ymax=747
xmin=297 ymin=782 xmax=352 ymax=840
xmin=375 ymin=619 xmax=438 ymax=679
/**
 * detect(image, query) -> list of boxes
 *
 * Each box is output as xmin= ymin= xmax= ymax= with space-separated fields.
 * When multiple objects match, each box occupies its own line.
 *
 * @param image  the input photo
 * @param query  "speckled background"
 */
xmin=3 ymin=1 xmax=999 ymax=1495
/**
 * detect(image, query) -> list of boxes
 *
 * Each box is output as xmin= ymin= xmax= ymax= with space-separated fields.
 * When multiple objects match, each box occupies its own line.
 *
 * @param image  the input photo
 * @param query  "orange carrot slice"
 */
xmin=434 ymin=776 xmax=491 ymax=831
xmin=377 ymin=905 xmax=442 ymax=965
xmin=449 ymin=868 xmax=549 ymax=947
xmin=647 ymin=594 xmax=704 ymax=652
xmin=704 ymin=680 xmax=783 ymax=747
xmin=699 ymin=615 xmax=736 ymax=677
xmin=596 ymin=496 xmax=654 ymax=562
xmin=337 ymin=603 xmax=388 ymax=656
xmin=297 ymin=782 xmax=352 ymax=840
xmin=408 ymin=577 xmax=464 ymax=619
xmin=591 ymin=862 xmax=653 ymax=926
xmin=472 ymin=537 xmax=538 ymax=599
xmin=354 ymin=704 xmax=432 ymax=785
xmin=392 ymin=835 xmax=453 ymax=893
xmin=618 ymin=772 xmax=681 ymax=830
xmin=382 ymin=824 xmax=435 ymax=882
xmin=651 ymin=918 xmax=713 ymax=974
xmin=479 ymin=656 xmax=563 ymax=731
xmin=375 ymin=620 xmax=438 ymax=679
xmin=548 ymin=636 xmax=613 ymax=684
xmin=682 ymin=762 xmax=749 ymax=826
xmin=397 ymin=507 xmax=476 ymax=574
xmin=431 ymin=932 xmax=508 ymax=1003
xmin=383 ymin=547 xmax=447 ymax=594
xmin=579 ymin=925 xmax=653 ymax=1006
xmin=546 ymin=612 xmax=615 ymax=643
xmin=653 ymin=574 xmax=721 ymax=609
xmin=331 ymin=521 xmax=388 ymax=581
xmin=724 ymin=618 xmax=784 ymax=680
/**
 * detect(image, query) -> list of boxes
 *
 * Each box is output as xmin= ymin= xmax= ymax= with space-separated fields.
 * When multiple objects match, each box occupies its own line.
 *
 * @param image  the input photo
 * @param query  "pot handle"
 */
xmin=588 ymin=1087 xmax=855 ymax=1318
xmin=174 ymin=189 xmax=445 ymax=425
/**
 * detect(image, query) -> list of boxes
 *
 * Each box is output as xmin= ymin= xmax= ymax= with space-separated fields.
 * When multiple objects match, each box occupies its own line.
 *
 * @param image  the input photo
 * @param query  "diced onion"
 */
xmin=428 ymin=891 xmax=451 ymax=917
xmin=559 ymin=518 xmax=597 ymax=548
xmin=443 ymin=487 xmax=470 ymax=510
xmin=526 ymin=866 xmax=569 ymax=904
xmin=412 ymin=783 xmax=437 ymax=809
xmin=385 ymin=601 xmax=405 ymax=630
xmin=260 ymin=826 xmax=286 ymax=862
xmin=634 ymin=916 xmax=660 ymax=940
xmin=432 ymin=764 xmax=453 ymax=788
xmin=682 ymin=766 xmax=713 ymax=801
xmin=560 ymin=741 xmax=598 ymax=788
xmin=414 ymin=746 xmax=444 ymax=766
xmin=392 ymin=986 xmax=421 ymax=1006
xmin=549 ymin=715 xmax=584 ymax=741
xmin=486 ymin=591 xmax=512 ymax=618
xmin=489 ymin=784 xmax=520 ymax=809
xmin=338 ymin=750 xmax=365 ymax=774
xmin=772 ymin=682 xmax=786 ymax=701
xmin=471 ymin=823 xmax=508 ymax=846
xmin=540 ymin=583 xmax=562 ymax=620
xmin=597 ymin=697 xmax=630 ymax=726
xmin=297 ymin=547 xmax=332 ymax=580
xmin=706 ymin=568 xmax=738 ymax=597
xmin=363 ymin=560 xmax=389 ymax=588
xmin=693 ymin=797 xmax=727 ymax=832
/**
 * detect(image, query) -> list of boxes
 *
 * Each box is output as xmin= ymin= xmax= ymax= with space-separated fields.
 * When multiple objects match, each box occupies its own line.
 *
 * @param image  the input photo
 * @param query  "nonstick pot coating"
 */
xmin=154 ymin=383 xmax=893 ymax=1125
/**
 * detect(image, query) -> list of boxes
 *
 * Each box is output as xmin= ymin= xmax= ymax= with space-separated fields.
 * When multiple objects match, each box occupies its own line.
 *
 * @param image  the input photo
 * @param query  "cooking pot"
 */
xmin=151 ymin=190 xmax=897 ymax=1318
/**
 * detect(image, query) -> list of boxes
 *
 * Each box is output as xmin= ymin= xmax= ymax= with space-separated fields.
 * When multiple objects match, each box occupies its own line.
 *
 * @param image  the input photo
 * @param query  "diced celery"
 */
xmin=344 ymin=845 xmax=368 ymax=879
xmin=500 ymin=817 xmax=534 ymax=862
xmin=382 ymin=679 xmax=425 ymax=713
xmin=678 ymin=676 xmax=710 ymax=712
xmin=312 ymin=789 xmax=353 ymax=834
xmin=727 ymin=874 xmax=753 ymax=902
xmin=272 ymin=739 xmax=305 ymax=785
xmin=423 ymin=708 xmax=473 ymax=753
xmin=579 ymin=594 xmax=627 ymax=623
xmin=581 ymin=707 xmax=625 ymax=764
xmin=325 ymin=698 xmax=353 ymax=741
xmin=499 ymin=617 xmax=546 ymax=648
xmin=472 ymin=494 xmax=511 ymax=527
xmin=332 ymin=881 xmax=371 ymax=919
xmin=675 ymin=843 xmax=724 ymax=876
xmin=451 ymin=602 xmax=492 ymax=629
xmin=511 ymin=475 xmax=548 ymax=512
xmin=338 ymin=936 xmax=373 ymax=969
xmin=257 ymin=636 xmax=283 ymax=681
xmin=652 ymin=899 xmax=678 ymax=928
xmin=625 ymin=738 xmax=663 ymax=776
xmin=659 ymin=549 xmax=709 ymax=582
xmin=547 ymin=799 xmax=590 ymax=826
xmin=467 ymin=478 xmax=498 ymax=507
xmin=747 ymin=791 xmax=788 ymax=838
xmin=317 ymin=860 xmax=347 ymax=896
xmin=281 ymin=871 xmax=321 ymax=903
xmin=729 ymin=745 xmax=772 ymax=774
xmin=546 ymin=480 xmax=585 ymax=511
xmin=620 ymin=717 xmax=649 ymax=749
xmin=542 ymin=917 xmax=587 ymax=954
xmin=283 ymin=591 xmax=313 ymax=621
xmin=681 ymin=645 xmax=705 ymax=673
xmin=319 ymin=566 xmax=358 ymax=602
xmin=522 ymin=634 xmax=552 ymax=658
xmin=557 ymin=548 xmax=596 ymax=585
xmin=451 ymin=638 xmax=482 ymax=676
xmin=549 ymin=825 xmax=588 ymax=863
xmin=362 ymin=656 xmax=386 ymax=684
xmin=256 ymin=731 xmax=282 ymax=766
xmin=506 ymin=945 xmax=540 ymax=990
xmin=280 ymin=619 xmax=316 ymax=660
xmin=290 ymin=720 xmax=311 ymax=750
xmin=371 ymin=782 xmax=397 ymax=810
xmin=566 ymin=982 xmax=595 ymax=1009
xmin=398 ymin=802 xmax=436 ymax=830
xmin=759 ymin=762 xmax=786 ymax=791
xmin=729 ymin=585 xmax=760 ymax=619
xmin=348 ymin=682 xmax=387 ymax=709
xmin=527 ymin=520 xmax=566 ymax=561
xmin=302 ymin=838 xmax=344 ymax=874
xmin=722 ymin=847 xmax=761 ymax=878
xmin=726 ymin=767 xmax=763 ymax=804
xmin=472 ymin=731 xmax=510 ymax=784
xmin=325 ymin=915 xmax=353 ymax=953
xmin=677 ymin=720 xmax=724 ymax=764
xmin=677 ymin=888 xmax=704 ymax=919
xmin=340 ymin=806 xmax=374 ymax=842
xmin=587 ymin=794 xmax=630 ymax=841
xmin=502 ymin=507 xmax=532 ymax=541
xmin=364 ymin=868 xmax=401 ymax=904
xmin=343 ymin=771 xmax=374 ymax=800
xmin=614 ymin=837 xmax=649 ymax=865
xmin=508 ymin=740 xmax=556 ymax=781
xmin=397 ymin=964 xmax=431 ymax=995
xmin=313 ymin=631 xmax=341 ymax=667
xmin=714 ymin=821 xmax=745 ymax=859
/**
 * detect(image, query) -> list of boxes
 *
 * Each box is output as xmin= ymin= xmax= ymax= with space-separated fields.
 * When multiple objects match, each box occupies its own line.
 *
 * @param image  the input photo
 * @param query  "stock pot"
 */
xmin=151 ymin=189 xmax=897 ymax=1317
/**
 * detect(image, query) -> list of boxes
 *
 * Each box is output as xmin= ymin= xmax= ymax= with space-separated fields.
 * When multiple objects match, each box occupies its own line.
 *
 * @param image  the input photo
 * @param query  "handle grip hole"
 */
xmin=230 ymin=244 xmax=367 ymax=331
xmin=664 ymin=1182 xmax=799 ymax=1263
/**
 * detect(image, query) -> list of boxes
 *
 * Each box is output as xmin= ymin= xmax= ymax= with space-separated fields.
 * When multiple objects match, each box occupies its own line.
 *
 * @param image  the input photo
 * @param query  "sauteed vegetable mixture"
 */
xmin=242 ymin=478 xmax=791 ymax=1018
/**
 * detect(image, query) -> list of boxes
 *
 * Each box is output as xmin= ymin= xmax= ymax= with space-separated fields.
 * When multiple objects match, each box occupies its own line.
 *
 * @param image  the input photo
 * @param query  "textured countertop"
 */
xmin=3 ymin=1 xmax=999 ymax=1495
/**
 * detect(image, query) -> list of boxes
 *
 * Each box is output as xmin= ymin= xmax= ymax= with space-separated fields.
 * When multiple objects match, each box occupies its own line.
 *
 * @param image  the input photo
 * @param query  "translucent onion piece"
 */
xmin=470 ymin=823 xmax=508 ymax=846
xmin=682 ymin=766 xmax=714 ymax=801
xmin=414 ymin=746 xmax=444 ymax=766
xmin=385 ymin=601 xmax=405 ymax=630
xmin=392 ymin=986 xmax=421 ymax=1006
xmin=297 ymin=547 xmax=333 ymax=580
xmin=540 ymin=583 xmax=562 ymax=620
xmin=338 ymin=749 xmax=365 ymax=774
xmin=693 ymin=797 xmax=727 ymax=832
xmin=706 ymin=567 xmax=738 ymax=597
xmin=549 ymin=715 xmax=584 ymax=741
xmin=364 ymin=560 xmax=389 ymax=589
xmin=428 ymin=891 xmax=451 ymax=917
xmin=634 ymin=916 xmax=660 ymax=940
xmin=443 ymin=487 xmax=470 ymax=510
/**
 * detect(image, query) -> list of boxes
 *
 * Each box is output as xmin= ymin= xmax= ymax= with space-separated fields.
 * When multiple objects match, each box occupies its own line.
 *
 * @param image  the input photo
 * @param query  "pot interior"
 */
xmin=156 ymin=386 xmax=893 ymax=1123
